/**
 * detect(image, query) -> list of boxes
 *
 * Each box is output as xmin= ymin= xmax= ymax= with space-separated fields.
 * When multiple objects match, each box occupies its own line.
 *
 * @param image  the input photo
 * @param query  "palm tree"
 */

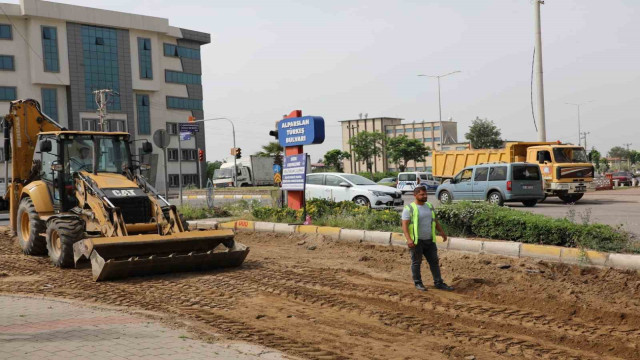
xmin=255 ymin=141 xmax=283 ymax=157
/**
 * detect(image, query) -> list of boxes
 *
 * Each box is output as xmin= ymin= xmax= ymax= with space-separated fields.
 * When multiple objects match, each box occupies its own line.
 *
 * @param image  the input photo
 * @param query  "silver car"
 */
xmin=306 ymin=173 xmax=404 ymax=209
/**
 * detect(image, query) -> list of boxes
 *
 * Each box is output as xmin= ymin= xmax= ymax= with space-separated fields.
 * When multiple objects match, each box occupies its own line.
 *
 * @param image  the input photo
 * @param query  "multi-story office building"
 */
xmin=0 ymin=0 xmax=209 ymax=191
xmin=341 ymin=117 xmax=459 ymax=173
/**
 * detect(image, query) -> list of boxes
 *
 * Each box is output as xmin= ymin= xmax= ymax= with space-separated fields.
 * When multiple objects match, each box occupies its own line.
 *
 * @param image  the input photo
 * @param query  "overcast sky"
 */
xmin=9 ymin=0 xmax=640 ymax=162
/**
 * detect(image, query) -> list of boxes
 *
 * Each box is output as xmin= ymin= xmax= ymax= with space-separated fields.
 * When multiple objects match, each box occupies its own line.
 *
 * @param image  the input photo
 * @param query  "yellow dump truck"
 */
xmin=432 ymin=142 xmax=594 ymax=203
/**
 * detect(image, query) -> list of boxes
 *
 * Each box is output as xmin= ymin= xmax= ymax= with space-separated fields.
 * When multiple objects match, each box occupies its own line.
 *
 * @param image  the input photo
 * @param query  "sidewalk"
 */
xmin=0 ymin=295 xmax=287 ymax=360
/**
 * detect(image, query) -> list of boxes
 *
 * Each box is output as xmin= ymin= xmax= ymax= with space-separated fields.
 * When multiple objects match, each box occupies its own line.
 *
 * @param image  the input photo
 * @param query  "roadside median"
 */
xmin=187 ymin=219 xmax=640 ymax=271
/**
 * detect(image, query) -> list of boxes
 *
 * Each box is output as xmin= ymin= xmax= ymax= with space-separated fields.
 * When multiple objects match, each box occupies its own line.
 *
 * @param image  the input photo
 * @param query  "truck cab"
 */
xmin=526 ymin=145 xmax=594 ymax=202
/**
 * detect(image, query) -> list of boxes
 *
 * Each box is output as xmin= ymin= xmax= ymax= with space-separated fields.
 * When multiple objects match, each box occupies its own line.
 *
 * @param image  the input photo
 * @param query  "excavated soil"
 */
xmin=1 ymin=227 xmax=640 ymax=360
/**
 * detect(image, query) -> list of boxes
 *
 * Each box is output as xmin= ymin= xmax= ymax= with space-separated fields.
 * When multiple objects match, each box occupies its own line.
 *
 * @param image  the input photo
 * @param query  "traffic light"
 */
xmin=198 ymin=148 xmax=204 ymax=162
xmin=269 ymin=129 xmax=279 ymax=140
xmin=235 ymin=148 xmax=242 ymax=159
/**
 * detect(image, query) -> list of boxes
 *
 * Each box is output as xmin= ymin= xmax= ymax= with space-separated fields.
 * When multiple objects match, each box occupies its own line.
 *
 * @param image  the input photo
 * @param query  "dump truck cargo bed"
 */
xmin=73 ymin=229 xmax=249 ymax=281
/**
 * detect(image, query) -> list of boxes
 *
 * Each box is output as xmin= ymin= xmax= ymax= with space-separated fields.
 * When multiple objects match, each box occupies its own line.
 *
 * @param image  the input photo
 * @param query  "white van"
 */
xmin=396 ymin=172 xmax=439 ymax=193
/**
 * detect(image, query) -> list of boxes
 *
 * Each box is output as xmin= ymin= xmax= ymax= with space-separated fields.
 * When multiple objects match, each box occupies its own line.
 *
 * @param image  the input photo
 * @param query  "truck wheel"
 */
xmin=353 ymin=196 xmax=371 ymax=207
xmin=17 ymin=197 xmax=47 ymax=255
xmin=487 ymin=191 xmax=504 ymax=206
xmin=522 ymin=199 xmax=538 ymax=207
xmin=558 ymin=193 xmax=584 ymax=204
xmin=46 ymin=217 xmax=85 ymax=268
xmin=438 ymin=191 xmax=452 ymax=204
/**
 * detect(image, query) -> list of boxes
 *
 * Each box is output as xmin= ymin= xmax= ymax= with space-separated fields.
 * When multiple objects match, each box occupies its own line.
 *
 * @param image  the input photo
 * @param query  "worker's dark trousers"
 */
xmin=409 ymin=239 xmax=443 ymax=285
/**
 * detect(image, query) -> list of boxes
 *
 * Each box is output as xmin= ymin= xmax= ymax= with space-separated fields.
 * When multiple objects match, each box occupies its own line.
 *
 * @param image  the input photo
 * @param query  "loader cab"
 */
xmin=36 ymin=132 xmax=132 ymax=211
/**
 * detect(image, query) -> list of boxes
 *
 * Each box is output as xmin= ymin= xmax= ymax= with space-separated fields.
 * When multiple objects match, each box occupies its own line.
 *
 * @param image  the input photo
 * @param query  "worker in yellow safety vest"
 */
xmin=401 ymin=185 xmax=454 ymax=292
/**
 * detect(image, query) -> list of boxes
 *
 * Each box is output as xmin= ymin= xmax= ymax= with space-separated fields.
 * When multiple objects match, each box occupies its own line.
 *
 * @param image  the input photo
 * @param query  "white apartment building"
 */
xmin=0 ymin=0 xmax=209 ymax=191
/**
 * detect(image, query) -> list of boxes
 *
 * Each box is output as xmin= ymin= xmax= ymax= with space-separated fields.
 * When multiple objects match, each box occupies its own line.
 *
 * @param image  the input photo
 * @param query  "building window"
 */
xmin=0 ymin=86 xmax=16 ymax=101
xmin=385 ymin=129 xmax=393 ymax=134
xmin=423 ymin=137 xmax=432 ymax=142
xmin=423 ymin=127 xmax=431 ymax=132
xmin=0 ymin=24 xmax=11 ymax=40
xmin=434 ymin=126 xmax=441 ymax=130
xmin=138 ymin=38 xmax=153 ymax=79
xmin=41 ymin=26 xmax=59 ymax=72
xmin=166 ymin=96 xmax=203 ymax=111
xmin=434 ymin=137 xmax=441 ymax=142
xmin=0 ymin=55 xmax=14 ymax=70
xmin=167 ymin=148 xmax=179 ymax=161
xmin=396 ymin=129 xmax=404 ymax=134
xmin=183 ymin=174 xmax=198 ymax=186
xmin=405 ymin=128 xmax=414 ymax=133
xmin=82 ymin=118 xmax=98 ymax=131
xmin=181 ymin=149 xmax=197 ymax=161
xmin=166 ymin=122 xmax=178 ymax=135
xmin=136 ymin=94 xmax=151 ymax=135
xmin=107 ymin=119 xmax=126 ymax=132
xmin=168 ymin=174 xmax=180 ymax=187
xmin=82 ymin=25 xmax=120 ymax=111
xmin=426 ymin=166 xmax=432 ymax=173
xmin=41 ymin=88 xmax=57 ymax=121
xmin=163 ymin=43 xmax=200 ymax=59
xmin=165 ymin=70 xmax=201 ymax=85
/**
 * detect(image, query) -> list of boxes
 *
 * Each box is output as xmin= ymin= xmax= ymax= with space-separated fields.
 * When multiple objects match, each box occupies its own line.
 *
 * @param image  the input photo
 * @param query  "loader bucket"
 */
xmin=73 ymin=229 xmax=249 ymax=281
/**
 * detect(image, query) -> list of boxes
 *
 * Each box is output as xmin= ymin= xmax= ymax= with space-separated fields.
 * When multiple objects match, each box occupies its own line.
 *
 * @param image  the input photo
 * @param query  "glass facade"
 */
xmin=405 ymin=128 xmax=414 ymax=133
xmin=166 ymin=96 xmax=202 ymax=110
xmin=163 ymin=43 xmax=200 ymax=59
xmin=434 ymin=126 xmax=441 ymax=130
xmin=42 ymin=26 xmax=59 ymax=72
xmin=0 ymin=55 xmax=13 ymax=70
xmin=0 ymin=24 xmax=11 ymax=39
xmin=137 ymin=38 xmax=152 ymax=79
xmin=41 ymin=88 xmax=58 ymax=121
xmin=81 ymin=25 xmax=120 ymax=110
xmin=165 ymin=70 xmax=201 ymax=85
xmin=423 ymin=138 xmax=432 ymax=142
xmin=0 ymin=86 xmax=16 ymax=101
xmin=136 ymin=94 xmax=151 ymax=135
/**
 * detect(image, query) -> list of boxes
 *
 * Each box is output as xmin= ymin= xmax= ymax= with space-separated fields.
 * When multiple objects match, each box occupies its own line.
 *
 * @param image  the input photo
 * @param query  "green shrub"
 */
xmin=357 ymin=171 xmax=398 ymax=182
xmin=178 ymin=204 xmax=231 ymax=221
xmin=436 ymin=202 xmax=633 ymax=253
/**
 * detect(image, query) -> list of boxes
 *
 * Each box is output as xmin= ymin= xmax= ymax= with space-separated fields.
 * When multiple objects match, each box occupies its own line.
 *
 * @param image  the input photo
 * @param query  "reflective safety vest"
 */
xmin=405 ymin=202 xmax=436 ymax=244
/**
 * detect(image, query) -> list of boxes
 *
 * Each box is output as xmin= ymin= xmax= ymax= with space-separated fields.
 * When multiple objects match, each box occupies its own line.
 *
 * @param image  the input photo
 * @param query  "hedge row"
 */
xmin=435 ymin=202 xmax=633 ymax=253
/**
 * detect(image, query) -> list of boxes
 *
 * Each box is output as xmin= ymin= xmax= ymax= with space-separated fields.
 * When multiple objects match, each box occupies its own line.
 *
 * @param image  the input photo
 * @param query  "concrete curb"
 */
xmin=204 ymin=220 xmax=639 ymax=271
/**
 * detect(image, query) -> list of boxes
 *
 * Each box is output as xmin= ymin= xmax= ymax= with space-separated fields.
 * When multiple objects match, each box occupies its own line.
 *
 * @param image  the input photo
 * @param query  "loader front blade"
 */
xmin=73 ymin=229 xmax=249 ymax=281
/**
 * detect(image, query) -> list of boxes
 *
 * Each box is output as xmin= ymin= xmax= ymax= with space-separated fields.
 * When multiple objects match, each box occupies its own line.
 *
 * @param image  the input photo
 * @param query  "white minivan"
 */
xmin=306 ymin=173 xmax=404 ymax=209
xmin=396 ymin=172 xmax=439 ymax=193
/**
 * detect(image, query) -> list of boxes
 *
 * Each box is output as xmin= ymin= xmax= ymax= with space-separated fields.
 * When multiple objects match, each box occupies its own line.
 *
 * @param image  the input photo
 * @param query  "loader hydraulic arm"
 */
xmin=6 ymin=99 xmax=65 ymax=231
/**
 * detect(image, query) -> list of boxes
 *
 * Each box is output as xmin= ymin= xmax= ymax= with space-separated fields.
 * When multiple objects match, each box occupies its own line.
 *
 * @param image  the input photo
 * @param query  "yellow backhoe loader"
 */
xmin=3 ymin=99 xmax=249 ymax=281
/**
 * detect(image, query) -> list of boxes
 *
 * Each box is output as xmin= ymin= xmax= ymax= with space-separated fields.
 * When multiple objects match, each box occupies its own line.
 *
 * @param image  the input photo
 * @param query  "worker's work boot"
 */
xmin=415 ymin=283 xmax=427 ymax=291
xmin=434 ymin=281 xmax=454 ymax=291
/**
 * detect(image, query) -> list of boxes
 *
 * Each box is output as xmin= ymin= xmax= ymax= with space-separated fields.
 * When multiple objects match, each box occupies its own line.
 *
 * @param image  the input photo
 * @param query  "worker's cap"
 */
xmin=413 ymin=185 xmax=428 ymax=194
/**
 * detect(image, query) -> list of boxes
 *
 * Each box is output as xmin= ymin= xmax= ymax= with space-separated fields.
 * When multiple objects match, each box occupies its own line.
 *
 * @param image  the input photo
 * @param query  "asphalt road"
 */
xmin=403 ymin=187 xmax=640 ymax=238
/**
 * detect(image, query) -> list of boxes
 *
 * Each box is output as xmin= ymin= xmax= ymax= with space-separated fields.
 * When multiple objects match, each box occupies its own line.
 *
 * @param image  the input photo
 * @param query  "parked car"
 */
xmin=306 ymin=173 xmax=404 ymax=209
xmin=396 ymin=172 xmax=439 ymax=193
xmin=611 ymin=171 xmax=634 ymax=186
xmin=435 ymin=163 xmax=545 ymax=207
xmin=377 ymin=177 xmax=396 ymax=187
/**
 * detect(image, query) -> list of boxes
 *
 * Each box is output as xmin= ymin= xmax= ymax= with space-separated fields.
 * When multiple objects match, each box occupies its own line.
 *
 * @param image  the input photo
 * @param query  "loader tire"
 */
xmin=17 ymin=197 xmax=47 ymax=256
xmin=46 ymin=217 xmax=85 ymax=268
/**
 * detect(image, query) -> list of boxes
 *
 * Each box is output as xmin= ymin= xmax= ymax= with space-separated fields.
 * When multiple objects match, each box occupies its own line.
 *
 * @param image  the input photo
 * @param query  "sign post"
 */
xmin=277 ymin=111 xmax=325 ymax=210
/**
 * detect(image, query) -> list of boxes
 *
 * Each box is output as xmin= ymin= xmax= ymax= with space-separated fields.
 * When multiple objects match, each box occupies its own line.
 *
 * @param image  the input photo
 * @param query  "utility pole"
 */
xmin=565 ymin=101 xmax=593 ymax=146
xmin=93 ymin=89 xmax=118 ymax=131
xmin=533 ymin=0 xmax=546 ymax=141
xmin=624 ymin=143 xmax=632 ymax=169
xmin=580 ymin=131 xmax=590 ymax=149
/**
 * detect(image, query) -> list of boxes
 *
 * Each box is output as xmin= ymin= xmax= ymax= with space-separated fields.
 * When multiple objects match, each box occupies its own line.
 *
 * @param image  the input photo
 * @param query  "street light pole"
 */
xmin=533 ymin=0 xmax=546 ymax=142
xmin=196 ymin=117 xmax=237 ymax=186
xmin=418 ymin=71 xmax=460 ymax=148
xmin=565 ymin=101 xmax=593 ymax=147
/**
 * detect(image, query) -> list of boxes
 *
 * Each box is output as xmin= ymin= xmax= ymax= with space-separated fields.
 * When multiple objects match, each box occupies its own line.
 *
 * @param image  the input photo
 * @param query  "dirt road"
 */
xmin=1 ymin=228 xmax=639 ymax=360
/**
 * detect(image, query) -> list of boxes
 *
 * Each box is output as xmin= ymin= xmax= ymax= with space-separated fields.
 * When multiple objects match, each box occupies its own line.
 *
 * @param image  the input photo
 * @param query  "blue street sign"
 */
xmin=273 ymin=164 xmax=282 ymax=174
xmin=282 ymin=153 xmax=307 ymax=191
xmin=277 ymin=116 xmax=325 ymax=147
xmin=179 ymin=123 xmax=200 ymax=133
xmin=179 ymin=132 xmax=191 ymax=141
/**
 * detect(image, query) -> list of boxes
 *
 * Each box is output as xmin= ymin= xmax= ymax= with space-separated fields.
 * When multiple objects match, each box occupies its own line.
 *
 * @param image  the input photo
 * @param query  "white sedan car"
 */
xmin=305 ymin=173 xmax=404 ymax=209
